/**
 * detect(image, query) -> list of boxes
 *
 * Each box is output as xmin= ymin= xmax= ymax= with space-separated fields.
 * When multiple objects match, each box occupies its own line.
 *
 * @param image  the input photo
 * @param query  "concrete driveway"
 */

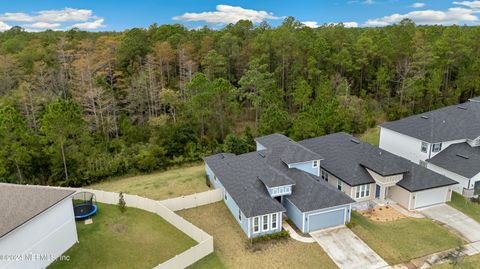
xmin=310 ymin=227 xmax=389 ymax=269
xmin=419 ymin=204 xmax=480 ymax=242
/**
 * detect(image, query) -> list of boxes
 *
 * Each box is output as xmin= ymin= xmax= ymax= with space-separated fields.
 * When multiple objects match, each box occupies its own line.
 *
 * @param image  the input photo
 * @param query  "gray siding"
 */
xmin=283 ymin=197 xmax=304 ymax=232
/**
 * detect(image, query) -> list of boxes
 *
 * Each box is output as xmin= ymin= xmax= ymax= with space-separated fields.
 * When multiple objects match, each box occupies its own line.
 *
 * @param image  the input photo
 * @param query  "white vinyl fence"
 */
xmin=51 ymin=186 xmax=222 ymax=269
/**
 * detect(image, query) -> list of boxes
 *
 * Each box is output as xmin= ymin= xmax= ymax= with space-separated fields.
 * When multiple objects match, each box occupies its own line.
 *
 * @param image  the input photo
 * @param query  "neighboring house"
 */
xmin=204 ymin=132 xmax=456 ymax=238
xmin=0 ymin=184 xmax=78 ymax=269
xmin=379 ymin=97 xmax=480 ymax=197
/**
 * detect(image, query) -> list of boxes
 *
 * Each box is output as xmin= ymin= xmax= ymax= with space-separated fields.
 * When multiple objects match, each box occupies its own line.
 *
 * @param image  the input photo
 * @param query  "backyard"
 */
xmin=448 ymin=192 xmax=480 ymax=223
xmin=349 ymin=211 xmax=464 ymax=265
xmin=89 ymin=163 xmax=208 ymax=200
xmin=49 ymin=203 xmax=196 ymax=269
xmin=179 ymin=202 xmax=337 ymax=269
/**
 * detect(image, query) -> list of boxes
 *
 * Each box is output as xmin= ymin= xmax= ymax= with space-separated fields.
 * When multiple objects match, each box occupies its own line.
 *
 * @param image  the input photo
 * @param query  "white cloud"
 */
xmin=24 ymin=22 xmax=61 ymax=29
xmin=71 ymin=18 xmax=105 ymax=29
xmin=303 ymin=21 xmax=358 ymax=28
xmin=0 ymin=21 xmax=11 ymax=31
xmin=173 ymin=5 xmax=280 ymax=24
xmin=364 ymin=7 xmax=478 ymax=26
xmin=302 ymin=21 xmax=320 ymax=28
xmin=364 ymin=0 xmax=375 ymax=4
xmin=453 ymin=1 xmax=480 ymax=9
xmin=0 ymin=8 xmax=105 ymax=31
xmin=411 ymin=3 xmax=426 ymax=8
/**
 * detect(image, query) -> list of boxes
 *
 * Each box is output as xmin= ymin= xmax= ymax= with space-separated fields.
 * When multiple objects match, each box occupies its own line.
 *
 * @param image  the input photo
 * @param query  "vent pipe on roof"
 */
xmin=457 ymin=106 xmax=467 ymax=110
xmin=421 ymin=115 xmax=429 ymax=119
xmin=350 ymin=138 xmax=360 ymax=144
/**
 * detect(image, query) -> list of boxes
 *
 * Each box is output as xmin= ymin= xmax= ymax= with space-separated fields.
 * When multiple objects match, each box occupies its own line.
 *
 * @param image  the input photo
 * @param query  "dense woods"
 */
xmin=1 ymin=17 xmax=480 ymax=186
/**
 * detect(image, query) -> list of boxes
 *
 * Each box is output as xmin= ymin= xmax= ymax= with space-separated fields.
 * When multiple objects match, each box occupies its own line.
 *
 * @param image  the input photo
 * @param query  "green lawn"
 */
xmin=49 ymin=203 xmax=196 ymax=269
xmin=448 ymin=192 xmax=480 ymax=223
xmin=89 ymin=163 xmax=209 ymax=200
xmin=350 ymin=212 xmax=464 ymax=264
xmin=179 ymin=202 xmax=337 ymax=269
xmin=357 ymin=127 xmax=380 ymax=146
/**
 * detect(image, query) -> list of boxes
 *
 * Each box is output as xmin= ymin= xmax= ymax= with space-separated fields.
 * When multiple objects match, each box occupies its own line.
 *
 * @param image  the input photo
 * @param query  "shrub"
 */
xmin=118 ymin=192 xmax=126 ymax=213
xmin=251 ymin=230 xmax=290 ymax=243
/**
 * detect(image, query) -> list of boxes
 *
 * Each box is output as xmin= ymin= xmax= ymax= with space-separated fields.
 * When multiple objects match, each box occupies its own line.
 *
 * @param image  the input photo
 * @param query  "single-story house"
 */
xmin=204 ymin=132 xmax=456 ymax=238
xmin=204 ymin=135 xmax=355 ymax=238
xmin=379 ymin=98 xmax=480 ymax=196
xmin=300 ymin=133 xmax=457 ymax=210
xmin=0 ymin=183 xmax=78 ymax=269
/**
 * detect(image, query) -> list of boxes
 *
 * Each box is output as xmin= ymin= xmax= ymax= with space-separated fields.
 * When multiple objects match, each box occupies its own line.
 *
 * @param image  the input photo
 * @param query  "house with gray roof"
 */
xmin=0 ymin=183 xmax=78 ymax=269
xmin=379 ymin=98 xmax=480 ymax=197
xmin=204 ymin=132 xmax=456 ymax=238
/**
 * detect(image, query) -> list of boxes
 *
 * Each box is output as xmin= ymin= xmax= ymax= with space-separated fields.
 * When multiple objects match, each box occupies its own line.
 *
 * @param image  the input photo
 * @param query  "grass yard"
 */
xmin=49 ymin=203 xmax=196 ymax=269
xmin=350 ymin=212 xmax=464 ymax=265
xmin=430 ymin=253 xmax=480 ymax=269
xmin=448 ymin=192 xmax=480 ymax=223
xmin=179 ymin=202 xmax=337 ymax=269
xmin=89 ymin=163 xmax=209 ymax=200
xmin=357 ymin=127 xmax=380 ymax=146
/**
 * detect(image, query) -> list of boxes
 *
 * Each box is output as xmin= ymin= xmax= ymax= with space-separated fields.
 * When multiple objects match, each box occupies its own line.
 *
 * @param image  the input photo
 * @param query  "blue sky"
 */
xmin=0 ymin=0 xmax=479 ymax=31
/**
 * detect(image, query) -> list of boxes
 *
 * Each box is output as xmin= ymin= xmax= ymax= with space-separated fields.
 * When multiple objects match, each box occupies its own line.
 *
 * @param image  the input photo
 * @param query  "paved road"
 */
xmin=419 ymin=204 xmax=480 ymax=242
xmin=310 ymin=227 xmax=389 ymax=269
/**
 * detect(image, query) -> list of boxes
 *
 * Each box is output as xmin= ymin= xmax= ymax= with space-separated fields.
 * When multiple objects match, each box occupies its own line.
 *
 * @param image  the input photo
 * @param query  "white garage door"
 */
xmin=414 ymin=187 xmax=449 ymax=209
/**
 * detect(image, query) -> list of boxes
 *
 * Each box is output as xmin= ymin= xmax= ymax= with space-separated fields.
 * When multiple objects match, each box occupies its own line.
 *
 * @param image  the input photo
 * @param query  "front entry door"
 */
xmin=375 ymin=184 xmax=381 ymax=199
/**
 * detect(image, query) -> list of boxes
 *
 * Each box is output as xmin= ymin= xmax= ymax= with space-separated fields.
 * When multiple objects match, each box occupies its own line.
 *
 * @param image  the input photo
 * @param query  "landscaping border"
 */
xmin=49 ymin=186 xmax=223 ymax=269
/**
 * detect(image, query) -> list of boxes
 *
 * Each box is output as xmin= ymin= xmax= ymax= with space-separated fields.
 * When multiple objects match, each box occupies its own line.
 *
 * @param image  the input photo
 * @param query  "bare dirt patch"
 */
xmin=360 ymin=205 xmax=406 ymax=222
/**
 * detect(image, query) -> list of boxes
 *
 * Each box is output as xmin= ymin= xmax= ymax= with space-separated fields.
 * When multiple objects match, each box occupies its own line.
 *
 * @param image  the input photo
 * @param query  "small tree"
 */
xmin=118 ymin=192 xmax=126 ymax=213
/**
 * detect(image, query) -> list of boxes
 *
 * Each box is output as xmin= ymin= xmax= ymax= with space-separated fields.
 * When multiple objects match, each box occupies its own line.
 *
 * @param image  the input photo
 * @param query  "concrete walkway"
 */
xmin=310 ymin=226 xmax=389 ymax=269
xmin=390 ymin=204 xmax=424 ymax=218
xmin=282 ymin=221 xmax=315 ymax=243
xmin=419 ymin=204 xmax=480 ymax=242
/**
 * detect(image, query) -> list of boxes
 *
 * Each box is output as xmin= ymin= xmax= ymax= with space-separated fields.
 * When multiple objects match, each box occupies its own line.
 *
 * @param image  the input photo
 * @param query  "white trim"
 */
xmin=253 ymin=216 xmax=260 ymax=234
xmin=248 ymin=217 xmax=251 ymax=238
xmin=271 ymin=213 xmax=278 ymax=230
xmin=261 ymin=215 xmax=269 ymax=232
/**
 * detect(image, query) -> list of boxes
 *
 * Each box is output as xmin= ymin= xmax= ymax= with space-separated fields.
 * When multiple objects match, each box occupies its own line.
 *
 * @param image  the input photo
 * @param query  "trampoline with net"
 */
xmin=73 ymin=191 xmax=98 ymax=220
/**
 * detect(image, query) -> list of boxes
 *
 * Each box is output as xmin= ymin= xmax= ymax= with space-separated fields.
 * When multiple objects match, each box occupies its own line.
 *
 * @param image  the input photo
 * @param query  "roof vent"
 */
xmin=421 ymin=115 xmax=429 ymax=119
xmin=457 ymin=106 xmax=467 ymax=110
xmin=456 ymin=153 xmax=470 ymax=159
xmin=350 ymin=138 xmax=360 ymax=144
xmin=258 ymin=152 xmax=266 ymax=158
xmin=220 ymin=154 xmax=225 ymax=159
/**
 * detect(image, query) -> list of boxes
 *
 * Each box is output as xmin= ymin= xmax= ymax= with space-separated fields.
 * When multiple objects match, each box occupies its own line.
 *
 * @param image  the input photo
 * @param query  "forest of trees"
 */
xmin=1 ymin=17 xmax=479 ymax=186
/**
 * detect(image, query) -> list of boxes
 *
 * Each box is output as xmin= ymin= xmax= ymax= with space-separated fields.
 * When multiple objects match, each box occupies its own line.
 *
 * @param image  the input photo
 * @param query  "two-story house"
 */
xmin=379 ymin=97 xmax=480 ymax=197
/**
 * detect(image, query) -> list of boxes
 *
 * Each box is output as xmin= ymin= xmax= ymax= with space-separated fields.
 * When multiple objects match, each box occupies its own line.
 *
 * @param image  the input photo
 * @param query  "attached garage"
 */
xmin=413 ymin=187 xmax=450 ymax=209
xmin=305 ymin=205 xmax=350 ymax=233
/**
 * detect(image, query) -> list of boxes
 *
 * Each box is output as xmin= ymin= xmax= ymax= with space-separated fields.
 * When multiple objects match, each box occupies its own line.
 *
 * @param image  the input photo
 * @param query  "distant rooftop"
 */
xmin=381 ymin=100 xmax=480 ymax=143
xmin=0 ymin=184 xmax=75 ymax=238
xmin=428 ymin=142 xmax=480 ymax=179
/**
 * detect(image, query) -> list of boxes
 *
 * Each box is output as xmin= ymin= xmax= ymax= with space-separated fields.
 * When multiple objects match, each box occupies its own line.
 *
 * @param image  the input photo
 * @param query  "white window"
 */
xmin=253 ymin=217 xmax=260 ymax=233
xmin=272 ymin=188 xmax=278 ymax=195
xmin=313 ymin=160 xmax=319 ymax=168
xmin=279 ymin=187 xmax=285 ymax=194
xmin=262 ymin=215 xmax=269 ymax=231
xmin=432 ymin=143 xmax=442 ymax=153
xmin=337 ymin=180 xmax=343 ymax=191
xmin=285 ymin=186 xmax=291 ymax=193
xmin=355 ymin=184 xmax=370 ymax=198
xmin=321 ymin=169 xmax=329 ymax=181
xmin=421 ymin=142 xmax=428 ymax=153
xmin=238 ymin=209 xmax=242 ymax=221
xmin=271 ymin=213 xmax=278 ymax=229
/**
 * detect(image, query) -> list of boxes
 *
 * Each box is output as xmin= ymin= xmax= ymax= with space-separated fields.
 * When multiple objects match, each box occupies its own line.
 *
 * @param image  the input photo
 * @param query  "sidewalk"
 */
xmin=282 ymin=221 xmax=315 ymax=243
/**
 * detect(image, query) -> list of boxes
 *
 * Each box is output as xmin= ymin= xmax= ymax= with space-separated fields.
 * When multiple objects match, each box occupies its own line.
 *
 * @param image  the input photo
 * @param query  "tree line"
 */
xmin=1 ymin=17 xmax=479 ymax=186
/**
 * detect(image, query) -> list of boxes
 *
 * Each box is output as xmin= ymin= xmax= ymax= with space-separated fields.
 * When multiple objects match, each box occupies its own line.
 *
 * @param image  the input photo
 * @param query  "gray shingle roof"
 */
xmin=204 ymin=135 xmax=353 ymax=216
xmin=299 ymin=132 xmax=457 ymax=191
xmin=0 ymin=183 xmax=75 ymax=238
xmin=256 ymin=134 xmax=323 ymax=164
xmin=380 ymin=101 xmax=480 ymax=143
xmin=427 ymin=142 xmax=480 ymax=179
